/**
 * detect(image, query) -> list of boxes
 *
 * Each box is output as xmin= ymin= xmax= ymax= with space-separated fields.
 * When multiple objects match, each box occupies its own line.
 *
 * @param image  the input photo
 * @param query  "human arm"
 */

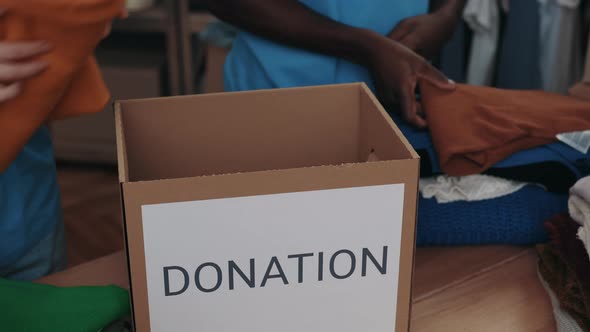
xmin=202 ymin=0 xmax=454 ymax=128
xmin=389 ymin=0 xmax=466 ymax=59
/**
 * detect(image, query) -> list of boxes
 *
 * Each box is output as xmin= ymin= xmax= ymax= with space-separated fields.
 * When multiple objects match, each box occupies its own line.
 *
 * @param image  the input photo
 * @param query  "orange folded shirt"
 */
xmin=420 ymin=82 xmax=590 ymax=176
xmin=0 ymin=0 xmax=125 ymax=172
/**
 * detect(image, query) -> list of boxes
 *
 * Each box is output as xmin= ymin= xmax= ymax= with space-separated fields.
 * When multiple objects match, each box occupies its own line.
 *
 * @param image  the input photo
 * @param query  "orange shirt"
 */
xmin=0 ymin=0 xmax=125 ymax=172
xmin=420 ymin=82 xmax=590 ymax=176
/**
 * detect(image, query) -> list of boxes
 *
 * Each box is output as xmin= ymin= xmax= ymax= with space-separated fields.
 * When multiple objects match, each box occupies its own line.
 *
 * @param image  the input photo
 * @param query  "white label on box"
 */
xmin=557 ymin=131 xmax=590 ymax=154
xmin=141 ymin=184 xmax=405 ymax=332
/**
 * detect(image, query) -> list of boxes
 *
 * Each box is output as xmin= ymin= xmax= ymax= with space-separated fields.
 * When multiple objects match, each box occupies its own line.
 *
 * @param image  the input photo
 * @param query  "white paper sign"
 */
xmin=141 ymin=184 xmax=405 ymax=332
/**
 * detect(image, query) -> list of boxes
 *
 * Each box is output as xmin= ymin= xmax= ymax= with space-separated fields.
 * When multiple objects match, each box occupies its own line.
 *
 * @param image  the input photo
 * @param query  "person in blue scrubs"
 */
xmin=0 ymin=14 xmax=124 ymax=281
xmin=0 ymin=40 xmax=66 ymax=281
xmin=203 ymin=0 xmax=465 ymax=128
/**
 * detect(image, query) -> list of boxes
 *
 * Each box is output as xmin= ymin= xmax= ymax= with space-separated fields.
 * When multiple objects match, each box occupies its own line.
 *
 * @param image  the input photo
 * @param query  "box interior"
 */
xmin=117 ymin=83 xmax=415 ymax=182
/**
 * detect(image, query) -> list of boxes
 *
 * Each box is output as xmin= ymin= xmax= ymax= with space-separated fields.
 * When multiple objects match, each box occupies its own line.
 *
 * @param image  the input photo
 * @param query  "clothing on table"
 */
xmin=463 ymin=0 xmax=500 ymax=86
xmin=537 ymin=213 xmax=590 ymax=331
xmin=417 ymin=185 xmax=566 ymax=246
xmin=495 ymin=0 xmax=543 ymax=90
xmin=569 ymin=176 xmax=590 ymax=260
xmin=539 ymin=214 xmax=590 ymax=331
xmin=484 ymin=161 xmax=580 ymax=193
xmin=538 ymin=0 xmax=584 ymax=94
xmin=0 ymin=0 xmax=125 ymax=171
xmin=538 ymin=267 xmax=584 ymax=332
xmin=419 ymin=174 xmax=528 ymax=204
xmin=571 ymin=195 xmax=590 ymax=226
xmin=537 ymin=243 xmax=589 ymax=331
xmin=419 ymin=82 xmax=590 ymax=176
xmin=0 ymin=278 xmax=130 ymax=332
xmin=0 ymin=126 xmax=64 ymax=280
xmin=224 ymin=0 xmax=429 ymax=92
xmin=394 ymin=109 xmax=590 ymax=193
xmin=570 ymin=176 xmax=590 ymax=225
xmin=557 ymin=131 xmax=590 ymax=155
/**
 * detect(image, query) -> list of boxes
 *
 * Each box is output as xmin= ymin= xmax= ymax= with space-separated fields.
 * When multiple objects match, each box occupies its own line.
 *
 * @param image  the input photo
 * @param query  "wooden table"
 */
xmin=38 ymin=246 xmax=556 ymax=331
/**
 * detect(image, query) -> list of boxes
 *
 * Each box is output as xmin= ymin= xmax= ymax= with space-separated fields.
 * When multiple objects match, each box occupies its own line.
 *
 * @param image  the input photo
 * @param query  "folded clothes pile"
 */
xmin=412 ymin=82 xmax=590 ymax=246
xmin=537 ymin=176 xmax=590 ymax=332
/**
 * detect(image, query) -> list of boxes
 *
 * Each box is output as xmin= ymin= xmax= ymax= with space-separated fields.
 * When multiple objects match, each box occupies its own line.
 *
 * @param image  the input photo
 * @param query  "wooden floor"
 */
xmin=57 ymin=165 xmax=557 ymax=331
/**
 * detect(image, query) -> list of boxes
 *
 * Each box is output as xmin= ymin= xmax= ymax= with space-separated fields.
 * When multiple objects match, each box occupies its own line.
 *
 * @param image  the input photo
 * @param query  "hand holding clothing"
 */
xmin=0 ymin=39 xmax=50 ymax=103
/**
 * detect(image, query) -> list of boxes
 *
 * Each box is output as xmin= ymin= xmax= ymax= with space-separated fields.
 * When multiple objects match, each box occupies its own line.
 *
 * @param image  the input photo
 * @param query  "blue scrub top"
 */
xmin=224 ymin=0 xmax=429 ymax=92
xmin=0 ymin=126 xmax=62 ymax=270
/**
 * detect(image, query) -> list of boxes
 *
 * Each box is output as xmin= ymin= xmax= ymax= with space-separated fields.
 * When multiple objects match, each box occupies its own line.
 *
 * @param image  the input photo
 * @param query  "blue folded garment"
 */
xmin=416 ymin=185 xmax=567 ymax=246
xmin=389 ymin=112 xmax=590 ymax=192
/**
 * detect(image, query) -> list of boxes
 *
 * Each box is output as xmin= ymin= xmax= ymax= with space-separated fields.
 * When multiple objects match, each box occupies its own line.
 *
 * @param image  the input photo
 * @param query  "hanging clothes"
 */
xmin=495 ymin=0 xmax=543 ymax=89
xmin=538 ymin=0 xmax=584 ymax=94
xmin=435 ymin=20 xmax=469 ymax=83
xmin=419 ymin=81 xmax=590 ymax=176
xmin=463 ymin=0 xmax=501 ymax=86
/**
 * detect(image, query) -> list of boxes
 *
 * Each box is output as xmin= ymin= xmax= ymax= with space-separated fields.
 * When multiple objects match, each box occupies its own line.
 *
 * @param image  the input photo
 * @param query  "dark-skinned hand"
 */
xmin=388 ymin=11 xmax=457 ymax=60
xmin=367 ymin=37 xmax=455 ymax=128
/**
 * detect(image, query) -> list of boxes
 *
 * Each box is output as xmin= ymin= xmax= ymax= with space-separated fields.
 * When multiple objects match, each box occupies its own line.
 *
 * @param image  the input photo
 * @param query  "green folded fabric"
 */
xmin=0 ymin=278 xmax=130 ymax=332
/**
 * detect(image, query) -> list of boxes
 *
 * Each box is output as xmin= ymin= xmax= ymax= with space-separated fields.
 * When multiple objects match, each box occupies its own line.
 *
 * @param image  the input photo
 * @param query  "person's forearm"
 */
xmin=430 ymin=0 xmax=466 ymax=20
xmin=204 ymin=0 xmax=384 ymax=66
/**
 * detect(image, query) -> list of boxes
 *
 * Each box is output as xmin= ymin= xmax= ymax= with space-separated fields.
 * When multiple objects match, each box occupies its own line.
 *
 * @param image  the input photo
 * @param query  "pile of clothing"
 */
xmin=537 ymin=176 xmax=590 ymax=332
xmin=411 ymin=81 xmax=590 ymax=246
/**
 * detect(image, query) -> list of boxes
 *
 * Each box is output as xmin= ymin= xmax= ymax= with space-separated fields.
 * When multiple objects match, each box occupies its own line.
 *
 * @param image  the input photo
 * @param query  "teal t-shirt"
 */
xmin=0 ymin=126 xmax=62 ymax=270
xmin=224 ymin=0 xmax=429 ymax=92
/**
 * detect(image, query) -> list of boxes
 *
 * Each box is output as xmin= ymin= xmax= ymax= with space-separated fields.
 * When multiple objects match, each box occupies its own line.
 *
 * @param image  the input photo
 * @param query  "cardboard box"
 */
xmin=115 ymin=83 xmax=419 ymax=332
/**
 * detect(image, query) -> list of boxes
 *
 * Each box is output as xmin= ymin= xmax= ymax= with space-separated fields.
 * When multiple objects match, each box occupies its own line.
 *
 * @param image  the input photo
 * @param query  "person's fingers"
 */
xmin=416 ymin=102 xmax=425 ymax=120
xmin=399 ymin=35 xmax=419 ymax=52
xmin=0 ymin=42 xmax=51 ymax=61
xmin=374 ymin=77 xmax=396 ymax=110
xmin=0 ymin=61 xmax=48 ymax=82
xmin=398 ymin=77 xmax=426 ymax=128
xmin=119 ymin=9 xmax=129 ymax=19
xmin=418 ymin=62 xmax=455 ymax=91
xmin=0 ymin=82 xmax=22 ymax=103
xmin=389 ymin=19 xmax=414 ymax=41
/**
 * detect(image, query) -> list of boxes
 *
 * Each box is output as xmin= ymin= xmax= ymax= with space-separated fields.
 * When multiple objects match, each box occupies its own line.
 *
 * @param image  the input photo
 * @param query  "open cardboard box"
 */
xmin=115 ymin=83 xmax=419 ymax=332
